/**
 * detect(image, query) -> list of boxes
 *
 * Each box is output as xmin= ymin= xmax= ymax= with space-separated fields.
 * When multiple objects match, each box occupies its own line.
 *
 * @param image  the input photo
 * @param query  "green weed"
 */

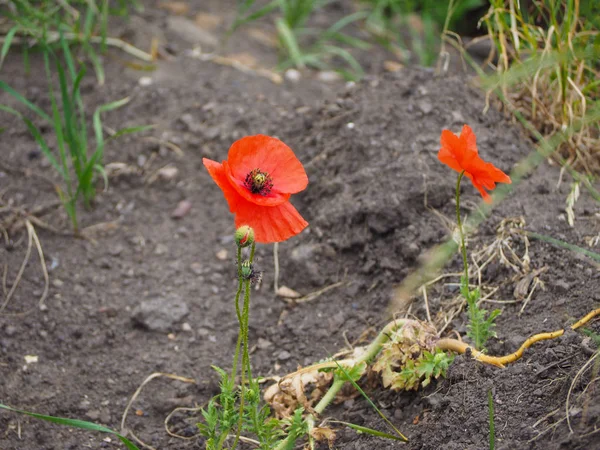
xmin=0 ymin=403 xmax=140 ymax=450
xmin=0 ymin=42 xmax=149 ymax=232
xmin=232 ymin=0 xmax=369 ymax=80
xmin=0 ymin=0 xmax=146 ymax=82
xmin=361 ymin=0 xmax=486 ymax=66
xmin=482 ymin=0 xmax=600 ymax=175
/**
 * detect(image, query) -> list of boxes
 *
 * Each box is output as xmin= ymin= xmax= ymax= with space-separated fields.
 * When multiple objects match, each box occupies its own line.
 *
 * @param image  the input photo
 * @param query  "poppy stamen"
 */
xmin=244 ymin=168 xmax=273 ymax=196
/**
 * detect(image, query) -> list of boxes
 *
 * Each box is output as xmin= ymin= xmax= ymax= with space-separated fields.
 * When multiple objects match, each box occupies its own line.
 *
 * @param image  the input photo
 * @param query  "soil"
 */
xmin=1 ymin=1 xmax=599 ymax=450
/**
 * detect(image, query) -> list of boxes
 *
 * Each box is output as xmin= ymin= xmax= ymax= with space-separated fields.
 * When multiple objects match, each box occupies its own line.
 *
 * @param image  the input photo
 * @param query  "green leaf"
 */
xmin=333 ymin=360 xmax=408 ymax=442
xmin=0 ymin=26 xmax=19 ymax=69
xmin=0 ymin=403 xmax=140 ymax=450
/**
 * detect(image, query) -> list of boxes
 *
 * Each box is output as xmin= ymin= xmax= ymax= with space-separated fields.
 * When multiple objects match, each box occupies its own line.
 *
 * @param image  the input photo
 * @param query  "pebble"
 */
xmin=131 ymin=295 xmax=190 ymax=332
xmin=154 ymin=244 xmax=168 ymax=255
xmin=318 ymin=71 xmax=342 ymax=83
xmin=171 ymin=200 xmax=192 ymax=219
xmin=285 ymin=69 xmax=301 ymax=83
xmin=138 ymin=77 xmax=153 ymax=87
xmin=189 ymin=262 xmax=204 ymax=275
xmin=277 ymin=350 xmax=292 ymax=361
xmin=215 ymin=249 xmax=228 ymax=260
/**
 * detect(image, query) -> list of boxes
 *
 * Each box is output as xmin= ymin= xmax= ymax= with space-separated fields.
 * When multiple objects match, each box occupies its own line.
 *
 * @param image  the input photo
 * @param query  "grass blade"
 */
xmin=0 ymin=403 xmax=140 ymax=450
xmin=333 ymin=360 xmax=408 ymax=442
xmin=523 ymin=231 xmax=600 ymax=262
xmin=108 ymin=124 xmax=155 ymax=141
xmin=0 ymin=26 xmax=19 ymax=69
xmin=331 ymin=421 xmax=409 ymax=442
xmin=276 ymin=18 xmax=304 ymax=68
xmin=0 ymin=105 xmax=64 ymax=177
xmin=0 ymin=81 xmax=52 ymax=123
xmin=92 ymin=96 xmax=131 ymax=163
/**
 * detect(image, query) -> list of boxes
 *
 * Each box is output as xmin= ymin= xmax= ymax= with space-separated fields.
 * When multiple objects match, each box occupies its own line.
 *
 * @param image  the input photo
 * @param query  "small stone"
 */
xmin=346 ymin=122 xmax=355 ymax=129
xmin=131 ymin=295 xmax=189 ymax=332
xmin=139 ymin=77 xmax=153 ymax=87
xmin=181 ymin=323 xmax=192 ymax=332
xmin=189 ymin=262 xmax=204 ymax=275
xmin=5 ymin=325 xmax=17 ymax=337
xmin=171 ymin=200 xmax=192 ymax=219
xmin=277 ymin=350 xmax=292 ymax=361
xmin=418 ymin=100 xmax=433 ymax=114
xmin=318 ymin=71 xmax=341 ymax=83
xmin=52 ymin=279 xmax=64 ymax=288
xmin=215 ymin=249 xmax=228 ymax=260
xmin=285 ymin=69 xmax=301 ymax=83
xmin=156 ymin=165 xmax=179 ymax=181
xmin=109 ymin=245 xmax=124 ymax=257
xmin=85 ymin=409 xmax=100 ymax=421
xmin=154 ymin=244 xmax=168 ymax=255
xmin=257 ymin=338 xmax=272 ymax=349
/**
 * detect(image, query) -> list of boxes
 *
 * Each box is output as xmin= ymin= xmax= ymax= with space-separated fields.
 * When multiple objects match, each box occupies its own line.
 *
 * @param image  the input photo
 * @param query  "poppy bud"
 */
xmin=235 ymin=225 xmax=254 ymax=248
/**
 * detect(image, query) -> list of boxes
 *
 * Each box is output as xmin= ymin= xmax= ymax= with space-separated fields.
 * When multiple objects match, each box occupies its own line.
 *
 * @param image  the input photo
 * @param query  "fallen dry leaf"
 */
xmin=384 ymin=60 xmax=404 ymax=72
xmin=246 ymin=28 xmax=278 ymax=48
xmin=195 ymin=12 xmax=222 ymax=30
xmin=276 ymin=285 xmax=302 ymax=299
xmin=158 ymin=1 xmax=189 ymax=15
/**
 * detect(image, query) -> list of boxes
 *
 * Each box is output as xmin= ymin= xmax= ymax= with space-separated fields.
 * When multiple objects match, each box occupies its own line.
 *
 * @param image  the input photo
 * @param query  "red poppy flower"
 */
xmin=438 ymin=125 xmax=512 ymax=203
xmin=203 ymin=135 xmax=308 ymax=243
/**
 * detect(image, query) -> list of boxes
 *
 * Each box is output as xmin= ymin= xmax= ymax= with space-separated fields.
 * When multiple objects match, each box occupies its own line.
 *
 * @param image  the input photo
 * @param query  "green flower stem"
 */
xmin=455 ymin=170 xmax=470 ymax=283
xmin=231 ymin=247 xmax=244 ymax=383
xmin=232 ymin=241 xmax=257 ymax=450
xmin=274 ymin=319 xmax=408 ymax=450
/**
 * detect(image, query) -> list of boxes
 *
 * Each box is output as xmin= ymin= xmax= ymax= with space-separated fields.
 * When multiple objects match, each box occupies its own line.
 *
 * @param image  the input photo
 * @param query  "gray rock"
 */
xmin=131 ymin=295 xmax=189 ymax=332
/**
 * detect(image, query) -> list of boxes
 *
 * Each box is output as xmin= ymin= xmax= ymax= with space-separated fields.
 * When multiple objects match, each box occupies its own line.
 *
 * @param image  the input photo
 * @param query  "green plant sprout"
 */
xmin=0 ymin=0 xmax=149 ymax=82
xmin=0 ymin=42 xmax=150 ymax=232
xmin=361 ymin=0 xmax=486 ymax=66
xmin=231 ymin=0 xmax=369 ymax=80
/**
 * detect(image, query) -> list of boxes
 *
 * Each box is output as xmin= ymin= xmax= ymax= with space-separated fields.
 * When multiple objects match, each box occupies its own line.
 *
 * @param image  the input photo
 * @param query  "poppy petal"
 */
xmin=224 ymin=160 xmax=291 ymax=207
xmin=234 ymin=200 xmax=308 ymax=244
xmin=438 ymin=130 xmax=464 ymax=173
xmin=472 ymin=180 xmax=492 ymax=203
xmin=203 ymin=158 xmax=247 ymax=213
xmin=227 ymin=135 xmax=308 ymax=195
xmin=460 ymin=125 xmax=478 ymax=155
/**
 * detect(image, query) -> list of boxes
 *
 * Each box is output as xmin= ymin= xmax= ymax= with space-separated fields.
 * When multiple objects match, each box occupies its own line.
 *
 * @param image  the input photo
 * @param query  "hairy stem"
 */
xmin=455 ymin=170 xmax=469 ymax=282
xmin=231 ymin=247 xmax=244 ymax=383
xmin=232 ymin=241 xmax=257 ymax=449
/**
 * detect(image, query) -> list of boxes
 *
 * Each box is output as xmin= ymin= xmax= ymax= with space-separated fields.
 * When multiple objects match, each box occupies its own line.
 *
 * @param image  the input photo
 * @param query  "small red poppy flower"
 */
xmin=203 ymin=135 xmax=308 ymax=243
xmin=438 ymin=125 xmax=512 ymax=202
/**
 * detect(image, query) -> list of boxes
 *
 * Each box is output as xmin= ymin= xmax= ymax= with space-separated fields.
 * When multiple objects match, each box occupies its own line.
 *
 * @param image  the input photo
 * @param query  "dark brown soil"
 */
xmin=1 ymin=1 xmax=599 ymax=450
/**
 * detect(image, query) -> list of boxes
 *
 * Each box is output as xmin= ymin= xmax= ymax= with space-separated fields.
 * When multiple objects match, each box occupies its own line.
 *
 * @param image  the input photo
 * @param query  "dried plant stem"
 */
xmin=1 ymin=33 xmax=153 ymax=62
xmin=437 ymin=308 xmax=600 ymax=368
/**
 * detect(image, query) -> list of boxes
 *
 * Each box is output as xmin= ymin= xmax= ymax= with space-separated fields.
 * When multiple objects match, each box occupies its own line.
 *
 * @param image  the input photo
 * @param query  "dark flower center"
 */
xmin=244 ymin=168 xmax=273 ymax=195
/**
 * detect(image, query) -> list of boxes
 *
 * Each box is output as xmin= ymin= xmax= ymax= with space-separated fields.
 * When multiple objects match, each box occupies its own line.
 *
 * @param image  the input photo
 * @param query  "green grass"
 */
xmin=0 ymin=0 xmax=144 ymax=83
xmin=361 ymin=0 xmax=486 ymax=66
xmin=481 ymin=0 xmax=600 ymax=176
xmin=0 ymin=41 xmax=150 ymax=232
xmin=0 ymin=403 xmax=140 ymax=450
xmin=231 ymin=0 xmax=370 ymax=80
